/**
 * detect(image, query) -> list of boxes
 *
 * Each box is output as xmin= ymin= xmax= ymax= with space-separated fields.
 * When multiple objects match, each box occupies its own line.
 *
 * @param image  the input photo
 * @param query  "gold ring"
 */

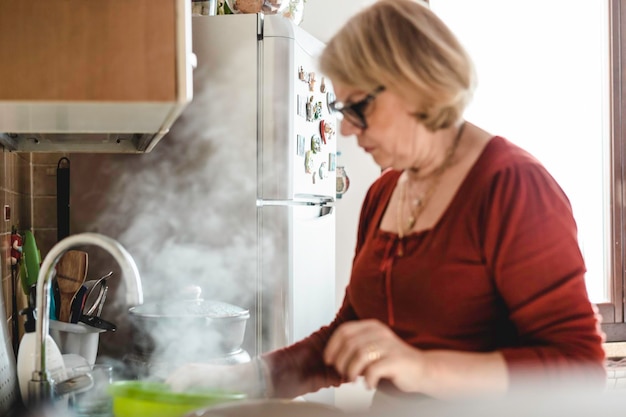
xmin=366 ymin=344 xmax=381 ymax=362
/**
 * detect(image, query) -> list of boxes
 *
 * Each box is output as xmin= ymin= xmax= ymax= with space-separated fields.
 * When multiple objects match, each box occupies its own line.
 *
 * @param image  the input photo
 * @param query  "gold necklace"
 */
xmin=397 ymin=121 xmax=466 ymax=239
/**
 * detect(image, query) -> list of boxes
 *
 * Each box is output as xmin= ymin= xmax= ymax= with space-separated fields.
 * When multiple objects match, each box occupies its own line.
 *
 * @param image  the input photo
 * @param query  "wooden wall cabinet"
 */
xmin=0 ymin=0 xmax=193 ymax=152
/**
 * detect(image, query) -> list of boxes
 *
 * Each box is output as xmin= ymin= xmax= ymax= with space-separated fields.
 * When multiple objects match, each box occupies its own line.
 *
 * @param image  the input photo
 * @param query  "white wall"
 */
xmin=299 ymin=0 xmax=377 ymax=43
xmin=300 ymin=1 xmax=382 ymax=411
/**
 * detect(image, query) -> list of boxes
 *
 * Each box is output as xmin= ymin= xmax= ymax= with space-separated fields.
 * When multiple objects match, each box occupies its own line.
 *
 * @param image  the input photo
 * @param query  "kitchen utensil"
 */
xmin=57 ymin=157 xmax=70 ymax=241
xmin=20 ymin=230 xmax=41 ymax=295
xmin=53 ymin=278 xmax=61 ymax=319
xmin=56 ymin=250 xmax=88 ymax=322
xmin=128 ymin=299 xmax=250 ymax=358
xmin=82 ymin=271 xmax=113 ymax=317
xmin=49 ymin=320 xmax=105 ymax=366
xmin=108 ymin=381 xmax=245 ymax=417
xmin=69 ymin=285 xmax=88 ymax=324
xmin=79 ymin=315 xmax=117 ymax=332
xmin=20 ymin=231 xmax=53 ymax=325
xmin=94 ymin=283 xmax=108 ymax=317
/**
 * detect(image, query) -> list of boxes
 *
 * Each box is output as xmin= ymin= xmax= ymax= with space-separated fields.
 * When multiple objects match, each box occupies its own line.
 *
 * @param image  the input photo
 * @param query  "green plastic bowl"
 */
xmin=108 ymin=381 xmax=246 ymax=417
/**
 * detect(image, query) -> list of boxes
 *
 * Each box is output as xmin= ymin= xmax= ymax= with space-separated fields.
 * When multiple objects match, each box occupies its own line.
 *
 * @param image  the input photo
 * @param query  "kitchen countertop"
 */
xmin=603 ymin=342 xmax=626 ymax=358
xmin=604 ymin=343 xmax=626 ymax=389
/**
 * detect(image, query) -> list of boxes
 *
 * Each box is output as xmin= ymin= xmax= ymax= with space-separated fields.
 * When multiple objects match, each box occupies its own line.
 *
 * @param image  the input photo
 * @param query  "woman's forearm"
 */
xmin=417 ymin=350 xmax=508 ymax=400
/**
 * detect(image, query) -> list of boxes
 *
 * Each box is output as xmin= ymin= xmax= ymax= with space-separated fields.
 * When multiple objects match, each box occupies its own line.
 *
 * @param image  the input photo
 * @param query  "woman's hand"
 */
xmin=323 ymin=319 xmax=425 ymax=392
xmin=324 ymin=319 xmax=508 ymax=399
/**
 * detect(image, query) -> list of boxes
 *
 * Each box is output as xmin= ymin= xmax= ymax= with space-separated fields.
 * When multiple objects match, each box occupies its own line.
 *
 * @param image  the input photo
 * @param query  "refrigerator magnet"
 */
xmin=314 ymin=102 xmax=323 ymax=120
xmin=318 ymin=161 xmax=328 ymax=180
xmin=319 ymin=120 xmax=327 ymax=144
xmin=336 ymin=166 xmax=350 ymax=198
xmin=305 ymin=151 xmax=314 ymax=173
xmin=311 ymin=134 xmax=322 ymax=153
xmin=297 ymin=95 xmax=307 ymax=118
xmin=329 ymin=153 xmax=336 ymax=171
xmin=298 ymin=66 xmax=306 ymax=81
xmin=308 ymin=72 xmax=316 ymax=92
xmin=320 ymin=120 xmax=335 ymax=143
xmin=306 ymin=96 xmax=314 ymax=121
xmin=297 ymin=135 xmax=305 ymax=156
xmin=320 ymin=77 xmax=326 ymax=93
xmin=326 ymin=92 xmax=336 ymax=113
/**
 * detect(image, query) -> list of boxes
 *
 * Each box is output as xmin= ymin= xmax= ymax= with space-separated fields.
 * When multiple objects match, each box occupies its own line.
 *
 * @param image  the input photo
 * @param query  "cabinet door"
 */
xmin=0 ymin=0 xmax=178 ymax=102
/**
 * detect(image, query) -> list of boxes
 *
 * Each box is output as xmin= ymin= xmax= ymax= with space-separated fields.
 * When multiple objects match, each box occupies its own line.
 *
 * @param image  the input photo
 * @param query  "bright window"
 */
xmin=431 ymin=1 xmax=610 ymax=303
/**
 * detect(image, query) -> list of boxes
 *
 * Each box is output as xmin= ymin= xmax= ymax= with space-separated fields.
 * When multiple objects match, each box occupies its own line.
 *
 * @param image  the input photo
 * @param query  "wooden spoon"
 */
xmin=56 ymin=250 xmax=88 ymax=322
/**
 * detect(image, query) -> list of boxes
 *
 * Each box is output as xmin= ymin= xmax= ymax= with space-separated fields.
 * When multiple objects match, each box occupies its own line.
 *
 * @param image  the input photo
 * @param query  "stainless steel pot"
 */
xmin=128 ymin=299 xmax=250 ymax=359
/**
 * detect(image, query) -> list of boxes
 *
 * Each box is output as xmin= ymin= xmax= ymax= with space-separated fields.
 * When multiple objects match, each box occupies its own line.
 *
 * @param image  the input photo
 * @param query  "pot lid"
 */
xmin=129 ymin=299 xmax=250 ymax=319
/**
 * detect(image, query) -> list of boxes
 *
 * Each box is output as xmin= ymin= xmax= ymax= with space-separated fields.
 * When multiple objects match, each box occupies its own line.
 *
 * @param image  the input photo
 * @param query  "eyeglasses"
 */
xmin=329 ymin=86 xmax=385 ymax=130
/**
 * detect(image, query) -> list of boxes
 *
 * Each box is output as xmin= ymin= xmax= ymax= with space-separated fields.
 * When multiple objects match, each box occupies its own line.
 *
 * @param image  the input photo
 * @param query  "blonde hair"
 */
xmin=319 ymin=0 xmax=476 ymax=131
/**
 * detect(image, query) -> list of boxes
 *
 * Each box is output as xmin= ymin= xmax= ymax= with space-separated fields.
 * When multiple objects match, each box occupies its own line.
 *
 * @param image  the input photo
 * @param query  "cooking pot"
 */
xmin=128 ymin=299 xmax=250 ymax=360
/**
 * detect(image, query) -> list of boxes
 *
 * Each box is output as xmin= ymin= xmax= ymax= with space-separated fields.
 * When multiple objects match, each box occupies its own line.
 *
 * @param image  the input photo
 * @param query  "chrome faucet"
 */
xmin=29 ymin=233 xmax=144 ymax=404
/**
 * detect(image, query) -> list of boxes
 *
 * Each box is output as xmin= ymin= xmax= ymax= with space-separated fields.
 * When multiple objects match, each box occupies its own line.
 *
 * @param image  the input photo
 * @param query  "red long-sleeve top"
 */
xmin=263 ymin=136 xmax=606 ymax=399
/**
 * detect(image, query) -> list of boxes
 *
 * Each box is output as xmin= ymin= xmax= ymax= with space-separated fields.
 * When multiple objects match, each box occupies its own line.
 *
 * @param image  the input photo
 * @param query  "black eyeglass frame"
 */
xmin=329 ymin=86 xmax=385 ymax=130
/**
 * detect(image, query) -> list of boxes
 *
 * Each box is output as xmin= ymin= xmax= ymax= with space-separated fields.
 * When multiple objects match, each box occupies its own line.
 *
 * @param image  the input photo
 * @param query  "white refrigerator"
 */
xmin=69 ymin=14 xmax=337 ymax=400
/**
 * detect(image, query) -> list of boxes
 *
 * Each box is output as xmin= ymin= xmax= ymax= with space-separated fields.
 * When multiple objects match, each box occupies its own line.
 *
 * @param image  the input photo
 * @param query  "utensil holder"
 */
xmin=49 ymin=320 xmax=105 ymax=365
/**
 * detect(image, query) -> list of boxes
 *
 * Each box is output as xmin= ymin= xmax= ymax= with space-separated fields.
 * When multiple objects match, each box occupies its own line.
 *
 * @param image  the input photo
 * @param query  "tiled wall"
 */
xmin=1 ymin=149 xmax=31 ymax=353
xmin=0 ymin=149 xmax=68 ymax=352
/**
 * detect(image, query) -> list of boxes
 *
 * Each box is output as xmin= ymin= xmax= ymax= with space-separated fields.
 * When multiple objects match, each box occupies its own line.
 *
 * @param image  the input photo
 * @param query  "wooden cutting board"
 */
xmin=56 ymin=250 xmax=88 ymax=322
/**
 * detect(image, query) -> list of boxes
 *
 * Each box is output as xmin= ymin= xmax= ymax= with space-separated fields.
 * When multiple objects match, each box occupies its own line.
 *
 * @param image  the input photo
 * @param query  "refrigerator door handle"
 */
xmin=257 ymin=194 xmax=335 ymax=207
xmin=257 ymin=195 xmax=334 ymax=218
xmin=294 ymin=193 xmax=335 ymax=206
xmin=294 ymin=193 xmax=334 ymax=201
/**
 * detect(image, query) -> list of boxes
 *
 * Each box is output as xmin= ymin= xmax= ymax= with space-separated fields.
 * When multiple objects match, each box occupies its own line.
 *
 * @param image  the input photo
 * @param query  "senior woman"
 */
xmin=167 ymin=0 xmax=606 ymax=408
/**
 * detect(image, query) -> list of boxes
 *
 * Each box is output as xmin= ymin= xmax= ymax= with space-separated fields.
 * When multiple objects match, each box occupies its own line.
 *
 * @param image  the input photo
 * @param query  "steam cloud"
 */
xmin=69 ymin=57 xmax=279 ymax=373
